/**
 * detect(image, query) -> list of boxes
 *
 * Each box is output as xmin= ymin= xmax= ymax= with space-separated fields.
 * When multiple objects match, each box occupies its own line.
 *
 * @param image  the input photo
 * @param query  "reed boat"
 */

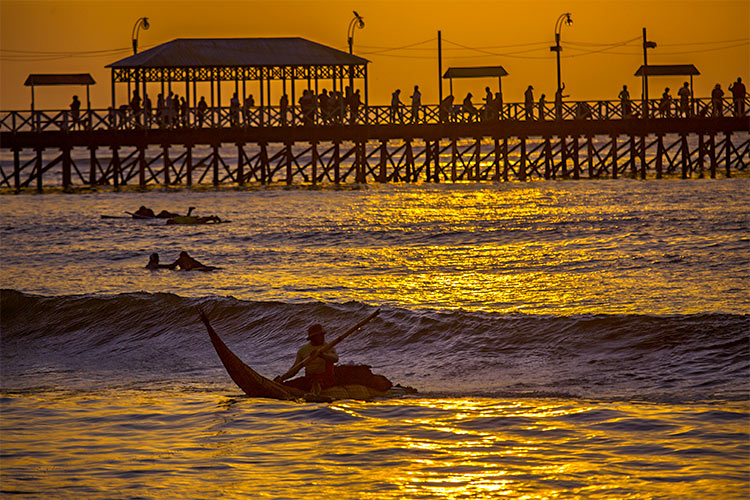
xmin=200 ymin=311 xmax=403 ymax=402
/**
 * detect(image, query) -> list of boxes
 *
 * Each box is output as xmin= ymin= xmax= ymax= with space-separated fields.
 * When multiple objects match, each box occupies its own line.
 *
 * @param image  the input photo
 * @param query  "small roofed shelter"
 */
xmin=442 ymin=66 xmax=509 ymax=97
xmin=635 ymin=64 xmax=700 ymax=102
xmin=106 ymin=37 xmax=370 ymax=111
xmin=24 ymin=73 xmax=95 ymax=112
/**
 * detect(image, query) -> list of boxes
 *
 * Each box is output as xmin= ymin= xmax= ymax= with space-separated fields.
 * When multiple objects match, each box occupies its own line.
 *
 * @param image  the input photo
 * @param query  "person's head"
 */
xmin=738 ymin=77 xmax=743 ymax=83
xmin=73 ymin=95 xmax=79 ymax=100
xmin=414 ymin=85 xmax=419 ymax=91
xmin=623 ymin=85 xmax=627 ymax=90
xmin=485 ymin=86 xmax=490 ymax=92
xmin=683 ymin=82 xmax=689 ymax=87
xmin=148 ymin=253 xmax=159 ymax=264
xmin=528 ymin=85 xmax=533 ymax=90
xmin=665 ymin=87 xmax=670 ymax=92
xmin=307 ymin=323 xmax=325 ymax=345
xmin=179 ymin=251 xmax=189 ymax=259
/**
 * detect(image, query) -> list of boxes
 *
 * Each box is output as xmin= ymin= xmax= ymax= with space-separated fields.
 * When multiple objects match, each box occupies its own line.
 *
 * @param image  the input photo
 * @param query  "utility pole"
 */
xmin=642 ymin=27 xmax=657 ymax=119
xmin=438 ymin=30 xmax=443 ymax=104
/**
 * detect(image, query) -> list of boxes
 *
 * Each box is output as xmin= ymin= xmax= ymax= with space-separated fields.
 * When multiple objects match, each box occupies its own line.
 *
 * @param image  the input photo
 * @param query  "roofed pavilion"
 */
xmin=106 ymin=37 xmax=370 ymax=110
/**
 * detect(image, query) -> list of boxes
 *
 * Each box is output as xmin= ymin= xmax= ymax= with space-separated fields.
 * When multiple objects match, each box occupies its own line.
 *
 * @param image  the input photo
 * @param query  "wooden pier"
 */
xmin=1 ymin=99 xmax=748 ymax=191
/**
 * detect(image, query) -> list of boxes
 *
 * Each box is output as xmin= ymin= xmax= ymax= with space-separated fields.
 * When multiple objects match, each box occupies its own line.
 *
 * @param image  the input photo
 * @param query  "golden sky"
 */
xmin=1 ymin=0 xmax=748 ymax=110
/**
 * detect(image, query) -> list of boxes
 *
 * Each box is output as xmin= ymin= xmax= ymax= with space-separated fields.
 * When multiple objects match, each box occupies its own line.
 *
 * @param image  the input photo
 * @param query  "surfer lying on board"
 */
xmin=146 ymin=251 xmax=219 ymax=271
xmin=274 ymin=324 xmax=338 ymax=395
xmin=166 ymin=214 xmax=222 ymax=225
xmin=132 ymin=206 xmax=195 ymax=219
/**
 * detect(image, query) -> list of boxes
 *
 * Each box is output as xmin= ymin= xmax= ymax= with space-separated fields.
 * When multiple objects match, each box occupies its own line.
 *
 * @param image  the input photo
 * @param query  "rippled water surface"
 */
xmin=1 ymin=180 xmax=749 ymax=499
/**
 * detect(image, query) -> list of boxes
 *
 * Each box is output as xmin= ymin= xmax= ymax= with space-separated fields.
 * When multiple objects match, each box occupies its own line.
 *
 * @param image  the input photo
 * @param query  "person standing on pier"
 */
xmin=618 ymin=85 xmax=632 ymax=118
xmin=729 ymin=77 xmax=746 ymax=117
xmin=143 ymin=94 xmax=153 ymax=128
xmin=537 ymin=94 xmax=546 ymax=120
xmin=482 ymin=87 xmax=493 ymax=121
xmin=197 ymin=97 xmax=207 ymax=128
xmin=391 ymin=89 xmax=404 ymax=124
xmin=495 ymin=91 xmax=504 ymax=120
xmin=130 ymin=91 xmax=141 ymax=127
xmin=658 ymin=88 xmax=672 ymax=118
xmin=555 ymin=84 xmax=568 ymax=120
xmin=230 ymin=92 xmax=240 ymax=126
xmin=280 ymin=94 xmax=289 ymax=126
xmin=524 ymin=85 xmax=534 ymax=120
xmin=157 ymin=93 xmax=165 ymax=127
xmin=410 ymin=85 xmax=421 ymax=124
xmin=243 ymin=94 xmax=255 ymax=126
xmin=678 ymin=82 xmax=692 ymax=118
xmin=69 ymin=95 xmax=81 ymax=130
xmin=711 ymin=84 xmax=724 ymax=117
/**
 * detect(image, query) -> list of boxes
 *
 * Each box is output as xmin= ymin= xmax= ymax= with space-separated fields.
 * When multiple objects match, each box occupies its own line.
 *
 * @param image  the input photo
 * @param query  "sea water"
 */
xmin=1 ymin=180 xmax=748 ymax=499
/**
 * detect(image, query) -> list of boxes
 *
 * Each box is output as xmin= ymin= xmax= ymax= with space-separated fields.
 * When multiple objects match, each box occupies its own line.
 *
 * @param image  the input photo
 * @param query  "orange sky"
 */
xmin=1 ymin=0 xmax=748 ymax=110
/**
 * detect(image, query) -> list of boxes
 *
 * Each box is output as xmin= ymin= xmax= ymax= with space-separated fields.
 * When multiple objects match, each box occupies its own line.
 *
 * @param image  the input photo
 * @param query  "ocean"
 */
xmin=1 ymin=180 xmax=748 ymax=499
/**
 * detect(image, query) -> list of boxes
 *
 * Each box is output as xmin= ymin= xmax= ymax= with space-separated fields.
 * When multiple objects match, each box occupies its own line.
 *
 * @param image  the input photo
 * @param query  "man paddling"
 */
xmin=275 ymin=324 xmax=338 ymax=395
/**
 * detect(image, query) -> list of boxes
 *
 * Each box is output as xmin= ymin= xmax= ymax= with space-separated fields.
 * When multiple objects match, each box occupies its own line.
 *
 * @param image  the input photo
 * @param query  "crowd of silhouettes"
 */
xmin=76 ymin=76 xmax=747 ymax=130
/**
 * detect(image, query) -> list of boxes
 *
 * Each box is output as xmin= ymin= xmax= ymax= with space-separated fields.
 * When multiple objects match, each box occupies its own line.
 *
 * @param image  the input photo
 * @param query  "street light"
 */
xmin=641 ymin=27 xmax=657 ymax=119
xmin=132 ymin=17 xmax=150 ymax=54
xmin=550 ymin=12 xmax=573 ymax=105
xmin=347 ymin=11 xmax=365 ymax=55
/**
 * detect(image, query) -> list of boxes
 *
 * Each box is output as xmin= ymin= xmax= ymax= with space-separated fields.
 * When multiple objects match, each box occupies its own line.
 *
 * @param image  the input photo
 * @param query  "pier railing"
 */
xmin=1 ymin=96 xmax=747 ymax=133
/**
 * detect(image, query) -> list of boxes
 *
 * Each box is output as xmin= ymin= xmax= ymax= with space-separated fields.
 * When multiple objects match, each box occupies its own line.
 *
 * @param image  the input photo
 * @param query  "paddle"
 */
xmin=276 ymin=308 xmax=381 ymax=383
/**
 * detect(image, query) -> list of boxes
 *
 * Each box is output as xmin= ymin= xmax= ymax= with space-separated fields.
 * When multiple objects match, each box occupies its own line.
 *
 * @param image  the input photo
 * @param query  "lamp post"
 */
xmin=347 ymin=11 xmax=365 ymax=54
xmin=347 ymin=11 xmax=365 ymax=98
xmin=132 ymin=17 xmax=150 ymax=54
xmin=641 ymin=27 xmax=657 ymax=119
xmin=550 ymin=13 xmax=573 ymax=103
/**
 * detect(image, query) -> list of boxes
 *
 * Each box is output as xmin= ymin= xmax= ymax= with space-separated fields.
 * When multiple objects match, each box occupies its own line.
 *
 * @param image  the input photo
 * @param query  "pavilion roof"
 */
xmin=634 ymin=64 xmax=700 ymax=77
xmin=443 ymin=66 xmax=509 ymax=79
xmin=24 ymin=73 xmax=96 ymax=86
xmin=107 ymin=38 xmax=369 ymax=69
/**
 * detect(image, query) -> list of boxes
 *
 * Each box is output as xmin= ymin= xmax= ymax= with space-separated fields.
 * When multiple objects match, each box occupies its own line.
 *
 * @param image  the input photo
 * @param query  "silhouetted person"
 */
xmin=678 ymin=82 xmax=692 ymax=118
xmin=658 ymin=88 xmax=672 ymax=118
xmin=167 ymin=251 xmax=218 ymax=271
xmin=318 ymin=89 xmax=330 ymax=124
xmin=524 ymin=85 xmax=534 ymax=120
xmin=130 ymin=91 xmax=141 ymax=126
xmin=133 ymin=206 xmax=155 ymax=218
xmin=69 ymin=95 xmax=81 ymax=130
xmin=619 ymin=85 xmax=632 ymax=118
xmin=156 ymin=93 xmax=165 ymax=127
xmin=143 ymin=94 xmax=153 ymax=128
xmin=230 ymin=92 xmax=240 ymax=126
xmin=279 ymin=94 xmax=289 ymax=126
xmin=197 ymin=97 xmax=207 ymax=127
xmin=482 ymin=86 xmax=493 ymax=121
xmin=538 ymin=94 xmax=546 ymax=120
xmin=410 ymin=85 xmax=421 ymax=124
xmin=711 ymin=84 xmax=724 ymax=117
xmin=390 ymin=89 xmax=404 ymax=123
xmin=462 ymin=93 xmax=477 ymax=122
xmin=349 ymin=89 xmax=361 ymax=124
xmin=729 ymin=77 xmax=746 ymax=117
xmin=145 ymin=253 xmax=172 ymax=270
xmin=300 ymin=90 xmax=314 ymax=126
xmin=555 ymin=84 xmax=568 ymax=120
xmin=274 ymin=323 xmax=339 ymax=395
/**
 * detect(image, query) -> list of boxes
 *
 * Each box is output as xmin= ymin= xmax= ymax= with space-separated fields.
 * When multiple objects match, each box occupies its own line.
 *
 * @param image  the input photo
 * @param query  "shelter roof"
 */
xmin=24 ymin=74 xmax=96 ymax=86
xmin=443 ymin=66 xmax=509 ymax=79
xmin=107 ymin=38 xmax=369 ymax=69
xmin=634 ymin=64 xmax=700 ymax=77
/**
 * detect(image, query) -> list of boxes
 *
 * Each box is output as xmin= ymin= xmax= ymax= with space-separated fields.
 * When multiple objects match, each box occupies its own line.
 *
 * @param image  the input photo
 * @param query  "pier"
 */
xmin=1 ymin=100 xmax=748 ymax=191
xmin=1 ymin=36 xmax=748 ymax=191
